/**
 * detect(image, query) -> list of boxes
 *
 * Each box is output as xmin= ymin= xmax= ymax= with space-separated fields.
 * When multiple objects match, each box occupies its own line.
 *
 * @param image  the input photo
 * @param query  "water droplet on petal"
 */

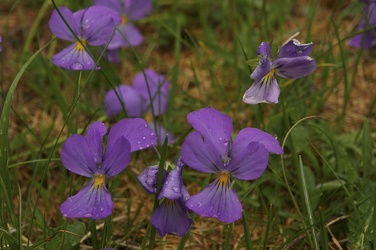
xmin=142 ymin=136 xmax=146 ymax=140
xmin=172 ymin=186 xmax=180 ymax=193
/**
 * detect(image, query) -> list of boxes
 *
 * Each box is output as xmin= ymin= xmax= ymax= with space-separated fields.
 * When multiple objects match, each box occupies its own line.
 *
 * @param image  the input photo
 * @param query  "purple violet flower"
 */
xmin=137 ymin=158 xmax=192 ymax=237
xmin=60 ymin=119 xmax=157 ymax=220
xmin=104 ymin=69 xmax=173 ymax=144
xmin=349 ymin=1 xmax=376 ymax=48
xmin=243 ymin=36 xmax=317 ymax=104
xmin=49 ymin=6 xmax=121 ymax=70
xmin=181 ymin=107 xmax=283 ymax=223
xmin=94 ymin=0 xmax=152 ymax=49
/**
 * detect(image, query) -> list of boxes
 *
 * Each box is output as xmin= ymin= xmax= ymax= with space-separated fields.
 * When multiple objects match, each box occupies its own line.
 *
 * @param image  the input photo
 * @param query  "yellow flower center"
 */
xmin=75 ymin=39 xmax=87 ymax=51
xmin=164 ymin=199 xmax=174 ymax=206
xmin=218 ymin=172 xmax=231 ymax=186
xmin=262 ymin=68 xmax=276 ymax=84
xmin=144 ymin=113 xmax=152 ymax=123
xmin=93 ymin=174 xmax=106 ymax=188
xmin=121 ymin=15 xmax=128 ymax=25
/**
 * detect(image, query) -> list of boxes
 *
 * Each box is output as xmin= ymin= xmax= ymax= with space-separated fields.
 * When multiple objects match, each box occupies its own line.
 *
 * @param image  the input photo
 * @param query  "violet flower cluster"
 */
xmin=243 ymin=36 xmax=317 ymax=104
xmin=60 ymin=119 xmax=157 ymax=219
xmin=181 ymin=107 xmax=283 ymax=223
xmin=104 ymin=69 xmax=174 ymax=144
xmin=49 ymin=6 xmax=121 ymax=70
xmin=349 ymin=0 xmax=376 ymax=48
xmin=94 ymin=0 xmax=152 ymax=63
xmin=137 ymin=158 xmax=192 ymax=236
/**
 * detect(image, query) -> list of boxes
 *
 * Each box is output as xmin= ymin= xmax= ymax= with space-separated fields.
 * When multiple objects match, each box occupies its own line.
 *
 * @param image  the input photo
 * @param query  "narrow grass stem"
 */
xmin=298 ymin=155 xmax=319 ymax=250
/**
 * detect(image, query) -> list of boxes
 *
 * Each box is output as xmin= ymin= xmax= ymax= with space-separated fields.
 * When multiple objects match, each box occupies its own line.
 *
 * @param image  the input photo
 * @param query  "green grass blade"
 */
xmin=0 ymin=40 xmax=53 ymax=227
xmin=299 ymin=155 xmax=319 ymax=250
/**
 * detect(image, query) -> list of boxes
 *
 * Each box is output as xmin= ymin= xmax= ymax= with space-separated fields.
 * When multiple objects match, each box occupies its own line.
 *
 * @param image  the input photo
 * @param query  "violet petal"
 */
xmin=181 ymin=131 xmax=223 ymax=173
xmin=84 ymin=121 xmax=107 ymax=165
xmin=60 ymin=180 xmax=114 ymax=220
xmin=186 ymin=107 xmax=233 ymax=157
xmin=151 ymin=199 xmax=192 ymax=237
xmin=277 ymin=39 xmax=313 ymax=58
xmin=49 ymin=7 xmax=79 ymax=42
xmin=274 ymin=56 xmax=317 ymax=79
xmin=52 ymin=43 xmax=97 ymax=70
xmin=61 ymin=134 xmax=97 ymax=177
xmin=228 ymin=142 xmax=269 ymax=181
xmin=186 ymin=178 xmax=243 ymax=223
xmin=101 ymin=136 xmax=131 ymax=178
xmin=132 ymin=69 xmax=169 ymax=116
xmin=107 ymin=118 xmax=157 ymax=152
xmin=103 ymin=85 xmax=144 ymax=118
xmin=232 ymin=128 xmax=283 ymax=155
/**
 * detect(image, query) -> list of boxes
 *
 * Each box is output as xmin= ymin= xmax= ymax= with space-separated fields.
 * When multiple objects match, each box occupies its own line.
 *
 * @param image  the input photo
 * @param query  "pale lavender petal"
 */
xmin=108 ymin=24 xmax=144 ymax=49
xmin=277 ymin=39 xmax=313 ymax=58
xmin=151 ymin=199 xmax=192 ymax=237
xmin=84 ymin=121 xmax=107 ymax=165
xmin=227 ymin=142 xmax=269 ymax=180
xmin=123 ymin=0 xmax=153 ymax=20
xmin=159 ymin=164 xmax=183 ymax=200
xmin=137 ymin=165 xmax=167 ymax=194
xmin=101 ymin=136 xmax=131 ymax=178
xmin=79 ymin=6 xmax=121 ymax=46
xmin=61 ymin=134 xmax=97 ymax=177
xmin=232 ymin=128 xmax=283 ymax=155
xmin=148 ymin=122 xmax=174 ymax=145
xmin=49 ymin=7 xmax=79 ymax=42
xmin=107 ymin=118 xmax=157 ymax=152
xmin=186 ymin=107 xmax=232 ymax=157
xmin=243 ymin=75 xmax=280 ymax=104
xmin=60 ymin=180 xmax=113 ymax=219
xmin=52 ymin=43 xmax=98 ymax=70
xmin=181 ymin=131 xmax=223 ymax=173
xmin=348 ymin=32 xmax=376 ymax=49
xmin=103 ymin=85 xmax=144 ymax=118
xmin=133 ymin=69 xmax=169 ymax=116
xmin=186 ymin=178 xmax=242 ymax=223
xmin=274 ymin=56 xmax=317 ymax=79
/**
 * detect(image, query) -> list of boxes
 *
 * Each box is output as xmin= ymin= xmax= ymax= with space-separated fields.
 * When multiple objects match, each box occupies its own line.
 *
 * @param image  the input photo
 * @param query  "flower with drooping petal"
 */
xmin=103 ymin=69 xmax=173 ymax=144
xmin=137 ymin=158 xmax=192 ymax=237
xmin=60 ymin=119 xmax=157 ymax=219
xmin=349 ymin=0 xmax=376 ymax=48
xmin=243 ymin=35 xmax=317 ymax=104
xmin=94 ymin=0 xmax=152 ymax=49
xmin=181 ymin=107 xmax=283 ymax=223
xmin=49 ymin=6 xmax=121 ymax=70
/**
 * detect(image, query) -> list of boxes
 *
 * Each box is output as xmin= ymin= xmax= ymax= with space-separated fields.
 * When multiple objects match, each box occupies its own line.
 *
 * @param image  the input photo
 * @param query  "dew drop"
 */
xmin=172 ymin=186 xmax=180 ymax=193
xmin=139 ymin=146 xmax=143 ymax=150
xmin=100 ymin=207 xmax=104 ymax=211
xmin=142 ymin=136 xmax=146 ymax=140
xmin=137 ymin=141 xmax=141 ymax=144
xmin=151 ymin=132 xmax=155 ymax=136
